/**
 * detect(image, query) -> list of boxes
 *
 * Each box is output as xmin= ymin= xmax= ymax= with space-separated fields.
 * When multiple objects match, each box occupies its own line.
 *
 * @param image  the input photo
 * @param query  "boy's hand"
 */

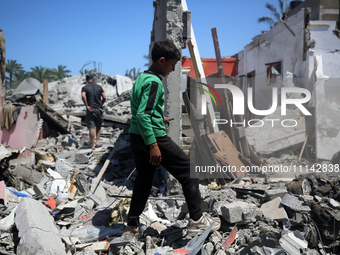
xmin=164 ymin=117 xmax=172 ymax=126
xmin=149 ymin=142 xmax=161 ymax=165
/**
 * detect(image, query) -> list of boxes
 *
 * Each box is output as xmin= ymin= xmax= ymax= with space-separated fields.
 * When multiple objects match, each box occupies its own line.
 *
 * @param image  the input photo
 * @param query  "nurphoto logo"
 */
xmin=199 ymin=83 xmax=312 ymax=128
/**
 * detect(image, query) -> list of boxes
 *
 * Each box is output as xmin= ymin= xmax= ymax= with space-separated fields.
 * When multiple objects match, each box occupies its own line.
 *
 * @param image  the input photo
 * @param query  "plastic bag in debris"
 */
xmin=55 ymin=159 xmax=74 ymax=179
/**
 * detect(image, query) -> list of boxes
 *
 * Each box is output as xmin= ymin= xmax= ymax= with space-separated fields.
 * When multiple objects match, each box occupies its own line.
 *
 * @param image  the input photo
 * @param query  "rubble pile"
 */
xmin=47 ymin=73 xmax=132 ymax=124
xmin=1 ymin=143 xmax=340 ymax=255
xmin=0 ymin=74 xmax=339 ymax=255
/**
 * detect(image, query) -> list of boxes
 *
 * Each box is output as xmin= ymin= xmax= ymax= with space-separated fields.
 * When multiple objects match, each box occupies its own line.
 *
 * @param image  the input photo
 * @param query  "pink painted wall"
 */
xmin=0 ymin=105 xmax=41 ymax=149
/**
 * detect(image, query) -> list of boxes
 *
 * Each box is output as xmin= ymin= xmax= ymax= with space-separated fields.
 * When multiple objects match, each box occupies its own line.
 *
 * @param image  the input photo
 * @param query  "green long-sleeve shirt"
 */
xmin=129 ymin=71 xmax=167 ymax=145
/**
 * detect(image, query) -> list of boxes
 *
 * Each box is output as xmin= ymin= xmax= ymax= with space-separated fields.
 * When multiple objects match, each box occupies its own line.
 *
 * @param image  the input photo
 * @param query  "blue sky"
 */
xmin=1 ymin=0 xmax=274 ymax=76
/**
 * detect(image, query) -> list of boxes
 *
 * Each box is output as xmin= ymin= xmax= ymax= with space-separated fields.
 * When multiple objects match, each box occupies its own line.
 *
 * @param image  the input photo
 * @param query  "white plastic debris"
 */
xmin=0 ymin=205 xmax=17 ymax=231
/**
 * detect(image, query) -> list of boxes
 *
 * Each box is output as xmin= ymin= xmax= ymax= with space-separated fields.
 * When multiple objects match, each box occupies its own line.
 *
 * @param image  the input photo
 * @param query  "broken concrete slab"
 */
xmin=260 ymin=197 xmax=288 ymax=221
xmin=32 ymin=183 xmax=49 ymax=199
xmin=220 ymin=201 xmax=262 ymax=224
xmin=35 ymin=95 xmax=69 ymax=134
xmin=7 ymin=164 xmax=43 ymax=187
xmin=265 ymin=188 xmax=288 ymax=200
xmin=281 ymin=193 xmax=311 ymax=212
xmin=239 ymin=232 xmax=286 ymax=255
xmin=75 ymin=149 xmax=93 ymax=164
xmin=116 ymin=75 xmax=133 ymax=96
xmin=15 ymin=198 xmax=66 ymax=255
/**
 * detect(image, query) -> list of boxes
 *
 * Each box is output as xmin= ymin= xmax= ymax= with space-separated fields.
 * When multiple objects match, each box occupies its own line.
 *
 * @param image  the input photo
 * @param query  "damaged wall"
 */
xmin=238 ymin=5 xmax=340 ymax=160
xmin=0 ymin=105 xmax=41 ymax=149
xmin=0 ymin=29 xmax=5 ymax=106
xmin=238 ymin=8 xmax=309 ymax=112
xmin=311 ymin=19 xmax=340 ymax=160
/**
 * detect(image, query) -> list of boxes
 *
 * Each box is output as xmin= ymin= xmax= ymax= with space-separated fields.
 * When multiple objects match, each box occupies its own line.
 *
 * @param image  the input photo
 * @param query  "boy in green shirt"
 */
xmin=125 ymin=40 xmax=220 ymax=237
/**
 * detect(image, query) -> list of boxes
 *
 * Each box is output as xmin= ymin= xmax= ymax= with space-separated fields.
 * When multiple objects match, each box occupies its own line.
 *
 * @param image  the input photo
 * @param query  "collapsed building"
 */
xmin=0 ymin=0 xmax=340 ymax=254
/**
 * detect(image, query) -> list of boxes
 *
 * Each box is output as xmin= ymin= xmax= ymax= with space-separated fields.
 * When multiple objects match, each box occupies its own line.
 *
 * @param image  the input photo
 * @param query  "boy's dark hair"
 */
xmin=86 ymin=74 xmax=94 ymax=81
xmin=151 ymin=40 xmax=181 ymax=62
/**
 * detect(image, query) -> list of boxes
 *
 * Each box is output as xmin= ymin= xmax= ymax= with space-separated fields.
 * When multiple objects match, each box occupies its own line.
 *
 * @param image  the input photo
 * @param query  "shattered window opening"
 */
xmin=266 ymin=61 xmax=282 ymax=85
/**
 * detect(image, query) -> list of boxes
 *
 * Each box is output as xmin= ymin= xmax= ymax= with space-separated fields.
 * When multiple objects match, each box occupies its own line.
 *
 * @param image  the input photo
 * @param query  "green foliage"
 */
xmin=5 ymin=59 xmax=23 ymax=89
xmin=258 ymin=0 xmax=290 ymax=29
xmin=29 ymin=66 xmax=57 ymax=83
xmin=125 ymin=67 xmax=141 ymax=80
xmin=56 ymin=65 xmax=71 ymax=83
xmin=143 ymin=54 xmax=150 ymax=67
xmin=5 ymin=60 xmax=73 ymax=89
xmin=79 ymin=69 xmax=95 ymax=75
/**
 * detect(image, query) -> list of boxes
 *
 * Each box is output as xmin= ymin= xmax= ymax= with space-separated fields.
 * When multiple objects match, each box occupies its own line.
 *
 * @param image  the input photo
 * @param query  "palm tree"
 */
xmin=125 ymin=67 xmax=141 ymax=80
xmin=5 ymin=59 xmax=23 ymax=88
xmin=29 ymin=66 xmax=56 ymax=83
xmin=79 ymin=69 xmax=95 ymax=75
xmin=258 ymin=0 xmax=289 ymax=28
xmin=12 ymin=70 xmax=28 ymax=88
xmin=55 ymin=65 xmax=71 ymax=83
xmin=143 ymin=54 xmax=150 ymax=67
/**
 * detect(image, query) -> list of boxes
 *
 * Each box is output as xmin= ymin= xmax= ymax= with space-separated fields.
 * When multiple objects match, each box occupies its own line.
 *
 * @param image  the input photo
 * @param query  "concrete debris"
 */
xmin=281 ymin=193 xmax=311 ymax=212
xmin=279 ymin=230 xmax=308 ymax=255
xmin=116 ymin=75 xmax=133 ymax=96
xmin=219 ymin=201 xmax=263 ymax=224
xmin=260 ymin=197 xmax=289 ymax=221
xmin=15 ymin=198 xmax=67 ymax=255
xmin=0 ymin=74 xmax=339 ymax=255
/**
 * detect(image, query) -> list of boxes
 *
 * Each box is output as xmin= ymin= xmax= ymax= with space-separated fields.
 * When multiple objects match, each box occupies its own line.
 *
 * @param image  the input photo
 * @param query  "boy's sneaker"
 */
xmin=122 ymin=225 xmax=139 ymax=239
xmin=187 ymin=213 xmax=221 ymax=236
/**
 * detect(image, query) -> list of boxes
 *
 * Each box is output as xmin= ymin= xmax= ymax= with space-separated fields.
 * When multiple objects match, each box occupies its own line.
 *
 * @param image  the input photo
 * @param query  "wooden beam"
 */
xmin=43 ymin=79 xmax=48 ymax=104
xmin=280 ymin=18 xmax=295 ymax=37
xmin=211 ymin=27 xmax=237 ymax=146
xmin=91 ymin=140 xmax=121 ymax=194
xmin=182 ymin=0 xmax=218 ymax=134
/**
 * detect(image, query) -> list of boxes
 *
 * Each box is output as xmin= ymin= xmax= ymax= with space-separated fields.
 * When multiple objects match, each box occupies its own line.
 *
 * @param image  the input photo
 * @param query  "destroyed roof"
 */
xmin=11 ymin=77 xmax=43 ymax=102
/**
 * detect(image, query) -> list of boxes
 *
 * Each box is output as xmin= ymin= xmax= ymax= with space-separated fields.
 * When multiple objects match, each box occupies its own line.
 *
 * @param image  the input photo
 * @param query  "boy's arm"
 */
xmin=135 ymin=81 xmax=162 ymax=165
xmin=101 ymin=91 xmax=106 ymax=104
xmin=81 ymin=90 xmax=93 ymax=112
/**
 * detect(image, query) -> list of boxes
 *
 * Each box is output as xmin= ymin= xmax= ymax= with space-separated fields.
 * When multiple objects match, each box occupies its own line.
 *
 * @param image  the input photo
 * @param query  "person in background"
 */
xmin=81 ymin=74 xmax=106 ymax=149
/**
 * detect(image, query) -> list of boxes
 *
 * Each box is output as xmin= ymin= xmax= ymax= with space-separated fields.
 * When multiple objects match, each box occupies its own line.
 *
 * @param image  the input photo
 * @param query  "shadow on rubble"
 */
xmin=89 ymin=131 xmax=167 ymax=196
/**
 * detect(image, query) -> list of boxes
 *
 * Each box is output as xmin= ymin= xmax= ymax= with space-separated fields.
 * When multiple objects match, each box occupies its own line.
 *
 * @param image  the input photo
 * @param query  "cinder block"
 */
xmin=221 ymin=201 xmax=262 ymax=224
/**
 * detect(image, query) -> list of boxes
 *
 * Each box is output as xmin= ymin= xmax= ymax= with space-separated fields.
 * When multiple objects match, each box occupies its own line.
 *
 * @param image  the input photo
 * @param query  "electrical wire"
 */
xmin=310 ymin=217 xmax=326 ymax=254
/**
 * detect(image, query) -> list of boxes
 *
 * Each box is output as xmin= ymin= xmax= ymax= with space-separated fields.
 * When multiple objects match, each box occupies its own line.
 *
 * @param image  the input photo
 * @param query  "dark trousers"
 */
xmin=127 ymin=133 xmax=202 ymax=226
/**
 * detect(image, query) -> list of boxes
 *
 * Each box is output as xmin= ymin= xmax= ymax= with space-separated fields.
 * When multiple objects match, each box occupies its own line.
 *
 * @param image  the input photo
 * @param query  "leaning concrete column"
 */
xmin=153 ymin=0 xmax=184 ymax=146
